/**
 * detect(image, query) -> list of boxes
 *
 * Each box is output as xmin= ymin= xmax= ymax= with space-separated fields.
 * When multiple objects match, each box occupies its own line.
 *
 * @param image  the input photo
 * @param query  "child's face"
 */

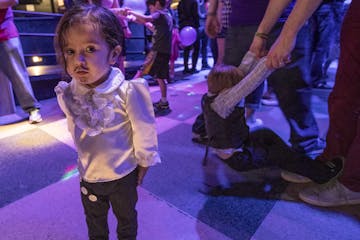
xmin=63 ymin=23 xmax=120 ymax=87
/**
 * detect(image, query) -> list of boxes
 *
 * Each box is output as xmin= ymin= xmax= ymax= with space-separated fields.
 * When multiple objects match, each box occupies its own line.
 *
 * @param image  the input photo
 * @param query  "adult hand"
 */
xmin=249 ymin=35 xmax=268 ymax=58
xmin=265 ymin=33 xmax=295 ymax=69
xmin=205 ymin=15 xmax=220 ymax=38
xmin=137 ymin=166 xmax=149 ymax=186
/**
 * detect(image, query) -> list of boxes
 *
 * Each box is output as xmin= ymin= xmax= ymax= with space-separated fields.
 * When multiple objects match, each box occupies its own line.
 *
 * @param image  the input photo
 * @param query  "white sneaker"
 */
xmin=281 ymin=170 xmax=312 ymax=183
xmin=29 ymin=109 xmax=42 ymax=124
xmin=299 ymin=180 xmax=360 ymax=207
xmin=246 ymin=118 xmax=263 ymax=129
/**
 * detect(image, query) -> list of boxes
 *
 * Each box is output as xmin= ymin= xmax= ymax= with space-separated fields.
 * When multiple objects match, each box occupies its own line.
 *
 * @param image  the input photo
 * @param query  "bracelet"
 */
xmin=255 ymin=32 xmax=269 ymax=40
xmin=206 ymin=12 xmax=216 ymax=17
xmin=122 ymin=26 xmax=128 ymax=29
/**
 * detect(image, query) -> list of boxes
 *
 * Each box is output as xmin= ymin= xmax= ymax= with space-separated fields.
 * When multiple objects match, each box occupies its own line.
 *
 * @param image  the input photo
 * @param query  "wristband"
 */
xmin=206 ymin=12 xmax=216 ymax=17
xmin=255 ymin=32 xmax=269 ymax=40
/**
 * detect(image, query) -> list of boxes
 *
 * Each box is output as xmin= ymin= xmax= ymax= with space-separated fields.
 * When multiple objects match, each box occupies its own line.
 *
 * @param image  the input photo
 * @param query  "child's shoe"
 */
xmin=153 ymin=100 xmax=171 ymax=116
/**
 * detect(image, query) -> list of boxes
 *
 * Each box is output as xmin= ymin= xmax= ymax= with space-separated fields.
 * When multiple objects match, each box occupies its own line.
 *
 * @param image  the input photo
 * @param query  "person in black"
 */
xmin=177 ymin=0 xmax=201 ymax=74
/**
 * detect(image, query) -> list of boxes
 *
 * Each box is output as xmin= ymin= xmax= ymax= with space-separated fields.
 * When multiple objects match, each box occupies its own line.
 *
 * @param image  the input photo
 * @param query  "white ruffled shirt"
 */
xmin=55 ymin=67 xmax=161 ymax=182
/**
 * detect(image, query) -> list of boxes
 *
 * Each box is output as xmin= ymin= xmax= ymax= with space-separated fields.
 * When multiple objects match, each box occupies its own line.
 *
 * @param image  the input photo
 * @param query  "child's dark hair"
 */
xmin=54 ymin=4 xmax=124 ymax=71
xmin=207 ymin=64 xmax=245 ymax=94
xmin=146 ymin=0 xmax=166 ymax=7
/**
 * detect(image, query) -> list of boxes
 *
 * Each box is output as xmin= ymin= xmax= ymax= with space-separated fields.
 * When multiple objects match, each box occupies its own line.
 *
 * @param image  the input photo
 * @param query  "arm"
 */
xmin=205 ymin=0 xmax=220 ymax=38
xmin=126 ymin=79 xmax=161 ymax=185
xmin=0 ymin=0 xmax=18 ymax=9
xmin=250 ymin=0 xmax=323 ymax=69
xmin=128 ymin=10 xmax=154 ymax=24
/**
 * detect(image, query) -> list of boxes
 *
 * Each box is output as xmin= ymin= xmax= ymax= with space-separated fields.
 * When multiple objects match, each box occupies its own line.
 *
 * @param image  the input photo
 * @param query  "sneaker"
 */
xmin=29 ymin=109 xmax=42 ymax=124
xmin=281 ymin=170 xmax=312 ymax=183
xmin=282 ymin=156 xmax=343 ymax=184
xmin=299 ymin=180 xmax=360 ymax=207
xmin=153 ymin=100 xmax=171 ymax=116
xmin=246 ymin=118 xmax=263 ymax=129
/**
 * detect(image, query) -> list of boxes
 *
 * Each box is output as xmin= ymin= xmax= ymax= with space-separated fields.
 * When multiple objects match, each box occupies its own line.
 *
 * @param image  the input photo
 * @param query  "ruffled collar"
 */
xmin=57 ymin=67 xmax=125 ymax=136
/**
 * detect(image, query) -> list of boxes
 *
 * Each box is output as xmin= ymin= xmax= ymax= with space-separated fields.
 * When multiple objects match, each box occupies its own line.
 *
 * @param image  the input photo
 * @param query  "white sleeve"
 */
xmin=125 ymin=78 xmax=161 ymax=167
xmin=211 ymin=57 xmax=273 ymax=119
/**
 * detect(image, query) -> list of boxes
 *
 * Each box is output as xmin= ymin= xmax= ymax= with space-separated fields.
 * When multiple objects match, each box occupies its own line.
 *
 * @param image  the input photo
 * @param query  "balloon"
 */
xmin=179 ymin=26 xmax=197 ymax=47
xmin=123 ymin=0 xmax=147 ymax=14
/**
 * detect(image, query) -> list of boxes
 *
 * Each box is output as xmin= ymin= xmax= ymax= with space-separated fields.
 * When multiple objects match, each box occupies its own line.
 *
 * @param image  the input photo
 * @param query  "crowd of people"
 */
xmin=2 ymin=0 xmax=359 ymax=239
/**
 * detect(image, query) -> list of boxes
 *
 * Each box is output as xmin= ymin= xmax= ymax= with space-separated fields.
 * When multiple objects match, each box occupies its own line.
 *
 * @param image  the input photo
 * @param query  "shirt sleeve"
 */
xmin=125 ymin=78 xmax=161 ymax=167
xmin=211 ymin=57 xmax=273 ymax=118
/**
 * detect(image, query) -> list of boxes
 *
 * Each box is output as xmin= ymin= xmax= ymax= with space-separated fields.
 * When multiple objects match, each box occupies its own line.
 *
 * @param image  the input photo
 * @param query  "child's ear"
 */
xmin=109 ymin=45 xmax=122 ymax=65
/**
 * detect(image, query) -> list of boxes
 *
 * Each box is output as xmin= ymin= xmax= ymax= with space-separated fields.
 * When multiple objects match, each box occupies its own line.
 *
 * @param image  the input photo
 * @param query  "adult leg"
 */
xmin=268 ymin=23 xmax=320 ymax=154
xmin=310 ymin=4 xmax=334 ymax=88
xmin=191 ymin=30 xmax=200 ymax=72
xmin=0 ymin=37 xmax=40 ymax=113
xmin=224 ymin=25 xmax=264 ymax=127
xmin=320 ymin=2 xmax=360 ymax=191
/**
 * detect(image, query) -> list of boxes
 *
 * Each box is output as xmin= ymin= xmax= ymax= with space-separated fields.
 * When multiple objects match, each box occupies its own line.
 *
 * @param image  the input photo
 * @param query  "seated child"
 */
xmin=202 ymin=64 xmax=260 ymax=171
xmin=202 ymin=64 xmax=343 ymax=184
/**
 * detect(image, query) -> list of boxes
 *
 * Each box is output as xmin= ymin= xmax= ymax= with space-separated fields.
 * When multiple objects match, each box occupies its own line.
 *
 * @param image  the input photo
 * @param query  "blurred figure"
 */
xmin=0 ymin=0 xmax=42 ymax=123
xmin=178 ymin=0 xmax=200 ymax=74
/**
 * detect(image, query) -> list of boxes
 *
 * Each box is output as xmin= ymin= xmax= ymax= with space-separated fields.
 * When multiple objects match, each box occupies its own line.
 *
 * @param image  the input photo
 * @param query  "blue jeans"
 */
xmin=0 ymin=37 xmax=40 ymax=113
xmin=310 ymin=3 xmax=336 ymax=86
xmin=268 ymin=22 xmax=320 ymax=153
xmin=224 ymin=25 xmax=264 ymax=110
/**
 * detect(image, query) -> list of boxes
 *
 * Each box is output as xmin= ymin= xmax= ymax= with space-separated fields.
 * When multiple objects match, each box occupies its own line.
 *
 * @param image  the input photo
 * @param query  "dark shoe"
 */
xmin=201 ymin=64 xmax=211 ymax=70
xmin=283 ymin=156 xmax=344 ymax=184
xmin=190 ymin=68 xmax=200 ymax=74
xmin=153 ymin=100 xmax=171 ymax=116
xmin=313 ymin=83 xmax=332 ymax=89
xmin=182 ymin=69 xmax=191 ymax=74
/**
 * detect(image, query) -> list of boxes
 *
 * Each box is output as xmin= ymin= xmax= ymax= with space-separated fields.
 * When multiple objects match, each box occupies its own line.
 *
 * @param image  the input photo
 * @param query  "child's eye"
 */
xmin=65 ymin=49 xmax=74 ymax=56
xmin=86 ymin=46 xmax=96 ymax=53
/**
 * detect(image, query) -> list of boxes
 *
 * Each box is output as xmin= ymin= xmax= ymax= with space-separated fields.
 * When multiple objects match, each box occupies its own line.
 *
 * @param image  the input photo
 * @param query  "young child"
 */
xmin=125 ymin=0 xmax=173 ymax=116
xmin=202 ymin=64 xmax=255 ymax=170
xmin=54 ymin=5 xmax=160 ymax=239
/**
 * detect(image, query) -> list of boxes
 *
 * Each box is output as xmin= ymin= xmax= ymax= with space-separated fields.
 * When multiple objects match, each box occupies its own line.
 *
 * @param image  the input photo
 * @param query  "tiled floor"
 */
xmin=0 ymin=60 xmax=359 ymax=240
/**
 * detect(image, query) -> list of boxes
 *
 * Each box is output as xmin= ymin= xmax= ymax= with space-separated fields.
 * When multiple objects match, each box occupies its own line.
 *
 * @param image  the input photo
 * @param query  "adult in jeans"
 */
xmin=206 ymin=0 xmax=323 ymax=156
xmin=251 ymin=0 xmax=360 ymax=206
xmin=0 ymin=0 xmax=42 ymax=123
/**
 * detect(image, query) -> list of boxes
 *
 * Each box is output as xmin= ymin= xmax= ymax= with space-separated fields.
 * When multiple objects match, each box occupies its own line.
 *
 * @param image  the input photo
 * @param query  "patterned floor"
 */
xmin=0 ymin=62 xmax=359 ymax=240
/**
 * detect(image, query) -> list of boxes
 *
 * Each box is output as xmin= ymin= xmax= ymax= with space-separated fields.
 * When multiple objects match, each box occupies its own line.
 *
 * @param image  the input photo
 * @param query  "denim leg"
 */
xmin=0 ymin=37 xmax=40 ymax=113
xmin=224 ymin=25 xmax=264 ymax=110
xmin=268 ymin=23 xmax=319 ymax=153
xmin=310 ymin=4 xmax=335 ymax=86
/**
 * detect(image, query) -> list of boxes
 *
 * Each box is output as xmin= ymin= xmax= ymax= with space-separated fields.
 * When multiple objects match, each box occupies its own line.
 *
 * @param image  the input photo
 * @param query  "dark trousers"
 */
xmin=80 ymin=170 xmax=138 ymax=240
xmin=320 ymin=1 xmax=360 ymax=192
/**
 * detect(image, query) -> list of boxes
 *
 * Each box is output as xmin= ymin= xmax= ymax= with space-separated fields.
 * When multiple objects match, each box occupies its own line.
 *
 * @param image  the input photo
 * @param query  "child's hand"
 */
xmin=111 ymin=8 xmax=127 ymax=17
xmin=145 ymin=22 xmax=155 ymax=32
xmin=137 ymin=166 xmax=149 ymax=186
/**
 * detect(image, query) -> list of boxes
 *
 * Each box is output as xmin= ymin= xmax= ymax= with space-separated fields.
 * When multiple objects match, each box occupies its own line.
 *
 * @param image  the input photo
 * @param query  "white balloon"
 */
xmin=123 ymin=0 xmax=147 ymax=14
